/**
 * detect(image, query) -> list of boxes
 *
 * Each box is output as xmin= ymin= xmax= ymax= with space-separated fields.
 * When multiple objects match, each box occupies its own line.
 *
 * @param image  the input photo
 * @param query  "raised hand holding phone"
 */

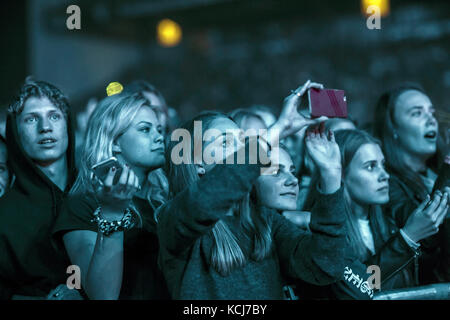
xmin=92 ymin=160 xmax=140 ymax=220
xmin=270 ymin=80 xmax=328 ymax=142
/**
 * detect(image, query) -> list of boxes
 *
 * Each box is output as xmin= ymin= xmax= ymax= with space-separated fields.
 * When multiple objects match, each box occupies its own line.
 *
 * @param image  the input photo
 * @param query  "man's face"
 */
xmin=16 ymin=96 xmax=68 ymax=164
xmin=0 ymin=141 xmax=9 ymax=197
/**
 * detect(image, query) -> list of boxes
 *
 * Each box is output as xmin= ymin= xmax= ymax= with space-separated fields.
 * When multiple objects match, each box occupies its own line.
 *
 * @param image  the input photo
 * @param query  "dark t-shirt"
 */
xmin=53 ymin=193 xmax=170 ymax=300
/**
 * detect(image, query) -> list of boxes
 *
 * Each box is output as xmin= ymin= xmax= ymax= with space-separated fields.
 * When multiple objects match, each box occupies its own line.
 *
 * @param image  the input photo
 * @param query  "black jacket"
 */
xmin=291 ymin=206 xmax=419 ymax=300
xmin=385 ymin=173 xmax=450 ymax=284
xmin=0 ymin=107 xmax=77 ymax=299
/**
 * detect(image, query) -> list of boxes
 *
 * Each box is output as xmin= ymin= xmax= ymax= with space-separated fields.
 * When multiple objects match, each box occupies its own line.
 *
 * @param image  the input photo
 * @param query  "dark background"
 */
xmin=1 ymin=0 xmax=449 ymax=131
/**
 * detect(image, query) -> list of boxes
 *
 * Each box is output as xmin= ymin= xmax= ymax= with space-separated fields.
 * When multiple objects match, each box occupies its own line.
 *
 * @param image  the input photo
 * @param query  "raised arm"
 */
xmin=61 ymin=165 xmax=140 ymax=300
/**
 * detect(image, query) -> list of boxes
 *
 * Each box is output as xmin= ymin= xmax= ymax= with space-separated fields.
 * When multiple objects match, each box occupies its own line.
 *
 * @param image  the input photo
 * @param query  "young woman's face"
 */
xmin=393 ymin=90 xmax=438 ymax=159
xmin=344 ymin=143 xmax=390 ymax=206
xmin=115 ymin=106 xmax=165 ymax=170
xmin=0 ymin=141 xmax=9 ymax=198
xmin=254 ymin=148 xmax=299 ymax=211
xmin=202 ymin=117 xmax=244 ymax=172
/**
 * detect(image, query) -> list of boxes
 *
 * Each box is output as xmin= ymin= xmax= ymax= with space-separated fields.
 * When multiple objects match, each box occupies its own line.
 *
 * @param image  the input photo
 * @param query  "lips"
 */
xmin=38 ymin=138 xmax=57 ymax=145
xmin=152 ymin=147 xmax=165 ymax=152
xmin=424 ymin=130 xmax=437 ymax=141
xmin=377 ymin=186 xmax=389 ymax=192
xmin=280 ymin=191 xmax=297 ymax=197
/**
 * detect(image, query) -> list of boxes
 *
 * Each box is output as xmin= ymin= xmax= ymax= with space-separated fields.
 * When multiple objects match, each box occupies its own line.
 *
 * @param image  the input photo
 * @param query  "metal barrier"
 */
xmin=373 ymin=283 xmax=450 ymax=300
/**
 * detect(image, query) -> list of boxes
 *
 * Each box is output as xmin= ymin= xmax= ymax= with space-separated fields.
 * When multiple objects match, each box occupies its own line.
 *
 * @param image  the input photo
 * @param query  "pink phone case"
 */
xmin=308 ymin=88 xmax=348 ymax=118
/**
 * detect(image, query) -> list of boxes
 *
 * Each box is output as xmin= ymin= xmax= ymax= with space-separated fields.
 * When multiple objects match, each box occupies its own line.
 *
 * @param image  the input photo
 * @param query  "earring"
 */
xmin=393 ymin=132 xmax=398 ymax=140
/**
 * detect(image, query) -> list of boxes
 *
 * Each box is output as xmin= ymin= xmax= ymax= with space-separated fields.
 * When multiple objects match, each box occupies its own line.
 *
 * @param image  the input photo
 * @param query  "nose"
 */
xmin=379 ymin=168 xmax=390 ymax=182
xmin=426 ymin=111 xmax=437 ymax=127
xmin=38 ymin=117 xmax=52 ymax=133
xmin=285 ymin=172 xmax=299 ymax=187
xmin=154 ymin=130 xmax=164 ymax=144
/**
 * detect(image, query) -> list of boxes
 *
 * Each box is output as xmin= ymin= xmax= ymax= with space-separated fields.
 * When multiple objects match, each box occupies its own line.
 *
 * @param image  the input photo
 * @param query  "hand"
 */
xmin=94 ymin=164 xmax=140 ymax=219
xmin=305 ymin=126 xmax=342 ymax=194
xmin=403 ymin=191 xmax=449 ymax=243
xmin=305 ymin=125 xmax=341 ymax=173
xmin=270 ymin=80 xmax=328 ymax=142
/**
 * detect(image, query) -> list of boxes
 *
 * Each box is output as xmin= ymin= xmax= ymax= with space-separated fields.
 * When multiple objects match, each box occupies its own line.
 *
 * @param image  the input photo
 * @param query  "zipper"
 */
xmin=380 ymin=250 xmax=420 ymax=286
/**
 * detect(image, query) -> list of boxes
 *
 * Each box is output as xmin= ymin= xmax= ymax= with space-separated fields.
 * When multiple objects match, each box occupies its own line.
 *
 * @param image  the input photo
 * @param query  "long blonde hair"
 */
xmin=71 ymin=93 xmax=150 ymax=195
xmin=166 ymin=112 xmax=272 ymax=276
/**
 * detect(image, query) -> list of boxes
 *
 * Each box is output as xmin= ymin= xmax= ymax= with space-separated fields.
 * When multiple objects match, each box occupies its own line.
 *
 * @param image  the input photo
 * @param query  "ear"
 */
xmin=112 ymin=139 xmax=122 ymax=154
xmin=195 ymin=164 xmax=206 ymax=177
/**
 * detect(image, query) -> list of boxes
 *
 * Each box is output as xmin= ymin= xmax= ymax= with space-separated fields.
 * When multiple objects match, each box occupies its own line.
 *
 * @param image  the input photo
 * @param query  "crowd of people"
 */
xmin=0 ymin=76 xmax=448 ymax=300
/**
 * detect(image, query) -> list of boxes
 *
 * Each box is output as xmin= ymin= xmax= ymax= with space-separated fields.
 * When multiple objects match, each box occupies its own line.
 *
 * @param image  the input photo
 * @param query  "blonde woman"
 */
xmin=53 ymin=92 xmax=170 ymax=300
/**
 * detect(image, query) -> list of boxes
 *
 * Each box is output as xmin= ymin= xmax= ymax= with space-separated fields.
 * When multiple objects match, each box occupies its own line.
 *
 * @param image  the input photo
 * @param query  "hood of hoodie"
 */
xmin=5 ymin=106 xmax=77 ymax=203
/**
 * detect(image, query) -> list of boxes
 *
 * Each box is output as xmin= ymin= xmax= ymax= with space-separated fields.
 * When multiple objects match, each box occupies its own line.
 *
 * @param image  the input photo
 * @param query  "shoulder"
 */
xmin=54 ymin=193 xmax=98 ymax=234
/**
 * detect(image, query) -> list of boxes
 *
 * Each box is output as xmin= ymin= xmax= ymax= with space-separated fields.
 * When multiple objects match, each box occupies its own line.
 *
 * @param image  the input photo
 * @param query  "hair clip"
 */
xmin=106 ymin=82 xmax=124 ymax=96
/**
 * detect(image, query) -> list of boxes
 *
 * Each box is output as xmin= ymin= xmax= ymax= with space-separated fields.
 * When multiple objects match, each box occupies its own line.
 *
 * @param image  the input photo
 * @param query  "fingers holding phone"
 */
xmin=92 ymin=159 xmax=140 ymax=214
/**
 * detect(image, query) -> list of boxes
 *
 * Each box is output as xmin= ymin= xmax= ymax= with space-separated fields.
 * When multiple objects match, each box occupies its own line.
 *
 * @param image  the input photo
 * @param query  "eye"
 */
xmin=139 ymin=126 xmax=150 ymax=133
xmin=50 ymin=113 xmax=61 ymax=121
xmin=25 ymin=116 xmax=37 ymax=123
xmin=411 ymin=111 xmax=422 ymax=117
xmin=271 ymin=168 xmax=280 ymax=176
xmin=0 ymin=166 xmax=5 ymax=173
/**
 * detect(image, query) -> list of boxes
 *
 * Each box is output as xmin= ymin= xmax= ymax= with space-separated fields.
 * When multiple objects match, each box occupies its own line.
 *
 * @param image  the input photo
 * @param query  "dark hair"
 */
xmin=8 ymin=76 xmax=70 ymax=119
xmin=335 ymin=130 xmax=389 ymax=260
xmin=373 ymin=83 xmax=440 ymax=199
xmin=0 ymin=134 xmax=6 ymax=145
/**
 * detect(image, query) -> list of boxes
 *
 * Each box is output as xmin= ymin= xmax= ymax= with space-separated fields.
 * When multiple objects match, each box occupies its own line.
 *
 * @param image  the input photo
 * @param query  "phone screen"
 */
xmin=308 ymin=88 xmax=348 ymax=118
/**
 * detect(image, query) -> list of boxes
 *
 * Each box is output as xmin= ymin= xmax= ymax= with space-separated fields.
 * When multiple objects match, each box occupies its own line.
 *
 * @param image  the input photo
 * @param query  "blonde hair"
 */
xmin=71 ymin=93 xmax=151 ymax=194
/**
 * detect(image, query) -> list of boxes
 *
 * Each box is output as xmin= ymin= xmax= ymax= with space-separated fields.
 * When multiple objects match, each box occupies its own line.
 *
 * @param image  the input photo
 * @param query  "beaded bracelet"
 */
xmin=91 ymin=206 xmax=134 ymax=236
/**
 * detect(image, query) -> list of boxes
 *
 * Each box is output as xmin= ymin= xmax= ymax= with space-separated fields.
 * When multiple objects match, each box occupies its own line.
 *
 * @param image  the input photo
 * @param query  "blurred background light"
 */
xmin=157 ymin=19 xmax=182 ymax=47
xmin=361 ymin=0 xmax=390 ymax=17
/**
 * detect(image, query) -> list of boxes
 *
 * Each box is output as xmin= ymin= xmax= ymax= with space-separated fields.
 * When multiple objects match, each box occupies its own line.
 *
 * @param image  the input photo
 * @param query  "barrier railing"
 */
xmin=373 ymin=283 xmax=450 ymax=300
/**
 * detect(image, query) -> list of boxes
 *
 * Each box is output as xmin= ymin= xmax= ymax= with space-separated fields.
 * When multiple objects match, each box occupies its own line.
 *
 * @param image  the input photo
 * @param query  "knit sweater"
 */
xmin=157 ymin=160 xmax=351 ymax=300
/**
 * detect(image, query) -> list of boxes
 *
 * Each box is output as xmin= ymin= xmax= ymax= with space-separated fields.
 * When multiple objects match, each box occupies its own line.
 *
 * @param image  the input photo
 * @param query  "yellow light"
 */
xmin=361 ymin=0 xmax=390 ymax=17
xmin=157 ymin=19 xmax=182 ymax=47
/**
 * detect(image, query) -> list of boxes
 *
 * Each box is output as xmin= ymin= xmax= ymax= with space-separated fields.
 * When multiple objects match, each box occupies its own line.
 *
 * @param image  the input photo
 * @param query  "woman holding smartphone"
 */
xmin=373 ymin=84 xmax=450 ymax=284
xmin=157 ymin=81 xmax=357 ymax=299
xmin=53 ymin=92 xmax=170 ymax=300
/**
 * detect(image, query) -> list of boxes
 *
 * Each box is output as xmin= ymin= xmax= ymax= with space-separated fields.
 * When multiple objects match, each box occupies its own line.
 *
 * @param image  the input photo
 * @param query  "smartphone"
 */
xmin=91 ymin=157 xmax=123 ymax=185
xmin=308 ymin=88 xmax=348 ymax=118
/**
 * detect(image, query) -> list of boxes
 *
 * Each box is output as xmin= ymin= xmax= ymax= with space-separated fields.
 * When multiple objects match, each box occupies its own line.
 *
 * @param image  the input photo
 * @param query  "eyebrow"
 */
xmin=362 ymin=160 xmax=377 ymax=165
xmin=22 ymin=109 xmax=61 ymax=116
xmin=137 ymin=121 xmax=153 ymax=126
xmin=407 ymin=105 xmax=434 ymax=112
